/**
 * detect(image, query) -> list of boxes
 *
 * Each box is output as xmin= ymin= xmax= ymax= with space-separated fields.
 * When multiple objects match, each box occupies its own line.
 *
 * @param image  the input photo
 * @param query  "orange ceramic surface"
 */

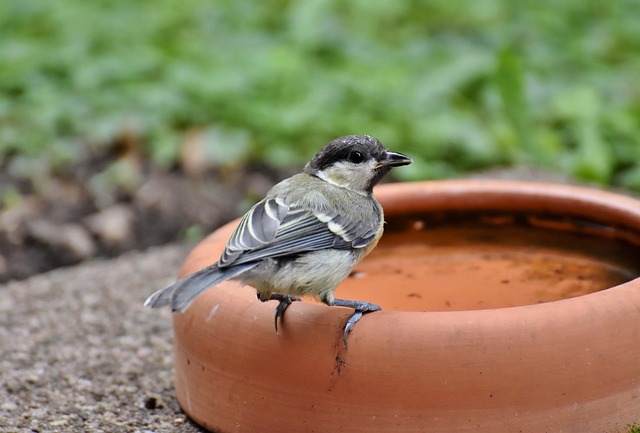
xmin=172 ymin=180 xmax=640 ymax=433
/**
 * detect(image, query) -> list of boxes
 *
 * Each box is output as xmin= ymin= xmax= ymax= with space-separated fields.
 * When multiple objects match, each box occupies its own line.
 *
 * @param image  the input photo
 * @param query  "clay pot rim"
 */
xmin=179 ymin=179 xmax=640 ymax=321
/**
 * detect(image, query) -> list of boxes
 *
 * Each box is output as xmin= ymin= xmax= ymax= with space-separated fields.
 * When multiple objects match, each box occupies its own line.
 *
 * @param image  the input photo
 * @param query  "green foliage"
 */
xmin=1 ymin=0 xmax=640 ymax=188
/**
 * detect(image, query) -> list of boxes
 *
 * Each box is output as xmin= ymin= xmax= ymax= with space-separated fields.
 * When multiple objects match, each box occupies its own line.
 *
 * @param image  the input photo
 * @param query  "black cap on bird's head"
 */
xmin=305 ymin=135 xmax=412 ymax=194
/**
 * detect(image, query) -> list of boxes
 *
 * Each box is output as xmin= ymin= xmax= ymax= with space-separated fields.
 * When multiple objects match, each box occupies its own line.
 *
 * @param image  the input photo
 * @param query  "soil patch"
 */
xmin=0 ymin=147 xmax=288 ymax=283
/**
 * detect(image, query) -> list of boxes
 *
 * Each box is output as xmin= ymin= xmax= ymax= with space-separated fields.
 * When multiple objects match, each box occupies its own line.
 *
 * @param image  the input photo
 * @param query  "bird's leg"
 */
xmin=331 ymin=298 xmax=382 ymax=347
xmin=258 ymin=293 xmax=301 ymax=333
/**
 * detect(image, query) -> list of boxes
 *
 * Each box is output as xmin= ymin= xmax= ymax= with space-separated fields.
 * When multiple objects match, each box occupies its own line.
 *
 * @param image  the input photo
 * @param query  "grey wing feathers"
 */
xmin=324 ymin=213 xmax=379 ymax=248
xmin=218 ymin=196 xmax=380 ymax=268
xmin=219 ymin=208 xmax=336 ymax=266
xmin=219 ymin=198 xmax=289 ymax=266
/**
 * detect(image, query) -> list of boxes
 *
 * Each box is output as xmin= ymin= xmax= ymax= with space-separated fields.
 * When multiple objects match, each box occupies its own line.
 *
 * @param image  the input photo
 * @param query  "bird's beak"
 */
xmin=375 ymin=151 xmax=413 ymax=169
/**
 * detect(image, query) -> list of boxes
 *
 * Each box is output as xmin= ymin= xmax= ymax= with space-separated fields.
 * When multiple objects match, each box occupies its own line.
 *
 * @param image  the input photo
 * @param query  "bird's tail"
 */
xmin=144 ymin=262 xmax=258 ymax=312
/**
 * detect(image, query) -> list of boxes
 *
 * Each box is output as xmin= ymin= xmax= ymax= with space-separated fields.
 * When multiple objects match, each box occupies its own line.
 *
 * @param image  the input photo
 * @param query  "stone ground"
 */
xmin=0 ymin=243 xmax=206 ymax=433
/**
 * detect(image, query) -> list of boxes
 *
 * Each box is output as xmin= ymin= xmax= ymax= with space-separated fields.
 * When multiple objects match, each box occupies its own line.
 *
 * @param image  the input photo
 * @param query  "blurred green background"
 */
xmin=2 ymin=0 xmax=640 ymax=188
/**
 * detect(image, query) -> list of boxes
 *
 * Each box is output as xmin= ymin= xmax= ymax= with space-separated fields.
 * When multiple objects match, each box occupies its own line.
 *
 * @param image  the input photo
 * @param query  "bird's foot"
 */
xmin=259 ymin=294 xmax=300 ymax=334
xmin=332 ymin=298 xmax=382 ymax=348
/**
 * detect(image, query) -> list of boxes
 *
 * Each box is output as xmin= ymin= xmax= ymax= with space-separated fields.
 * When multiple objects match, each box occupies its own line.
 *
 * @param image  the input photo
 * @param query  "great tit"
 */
xmin=144 ymin=135 xmax=412 ymax=346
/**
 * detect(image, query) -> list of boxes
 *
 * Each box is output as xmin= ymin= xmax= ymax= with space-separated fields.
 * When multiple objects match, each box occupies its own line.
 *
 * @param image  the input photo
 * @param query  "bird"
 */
xmin=144 ymin=135 xmax=412 ymax=346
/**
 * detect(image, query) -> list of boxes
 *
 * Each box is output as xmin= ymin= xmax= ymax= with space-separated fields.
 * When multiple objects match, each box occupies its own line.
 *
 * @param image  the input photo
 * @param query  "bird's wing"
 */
xmin=218 ymin=197 xmax=380 ymax=267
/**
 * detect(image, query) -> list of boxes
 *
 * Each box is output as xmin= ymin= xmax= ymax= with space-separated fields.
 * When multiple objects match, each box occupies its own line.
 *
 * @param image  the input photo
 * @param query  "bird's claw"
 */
xmin=271 ymin=294 xmax=300 ymax=334
xmin=260 ymin=295 xmax=381 ymax=345
xmin=333 ymin=299 xmax=382 ymax=348
xmin=343 ymin=310 xmax=364 ymax=347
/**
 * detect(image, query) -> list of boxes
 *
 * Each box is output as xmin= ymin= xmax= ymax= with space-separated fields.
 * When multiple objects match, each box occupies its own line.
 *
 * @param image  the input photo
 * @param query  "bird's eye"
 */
xmin=348 ymin=151 xmax=364 ymax=164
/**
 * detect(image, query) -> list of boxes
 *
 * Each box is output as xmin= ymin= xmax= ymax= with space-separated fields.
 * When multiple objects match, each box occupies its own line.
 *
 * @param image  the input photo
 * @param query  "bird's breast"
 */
xmin=362 ymin=224 xmax=384 ymax=257
xmin=240 ymin=249 xmax=358 ymax=299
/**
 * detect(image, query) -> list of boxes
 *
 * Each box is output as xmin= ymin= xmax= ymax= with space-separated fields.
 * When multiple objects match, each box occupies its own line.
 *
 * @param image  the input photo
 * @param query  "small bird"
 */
xmin=144 ymin=135 xmax=412 ymax=346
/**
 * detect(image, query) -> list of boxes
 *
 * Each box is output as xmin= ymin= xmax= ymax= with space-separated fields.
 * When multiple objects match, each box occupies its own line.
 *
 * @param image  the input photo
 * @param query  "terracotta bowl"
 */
xmin=171 ymin=180 xmax=640 ymax=433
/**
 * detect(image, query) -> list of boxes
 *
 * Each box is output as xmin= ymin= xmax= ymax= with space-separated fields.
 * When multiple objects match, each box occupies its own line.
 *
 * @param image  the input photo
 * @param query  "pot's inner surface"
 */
xmin=336 ymin=212 xmax=640 ymax=311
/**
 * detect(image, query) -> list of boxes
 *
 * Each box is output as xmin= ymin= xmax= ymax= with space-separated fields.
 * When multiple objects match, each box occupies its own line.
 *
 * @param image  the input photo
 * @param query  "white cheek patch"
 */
xmin=315 ymin=160 xmax=376 ymax=195
xmin=315 ymin=166 xmax=344 ymax=188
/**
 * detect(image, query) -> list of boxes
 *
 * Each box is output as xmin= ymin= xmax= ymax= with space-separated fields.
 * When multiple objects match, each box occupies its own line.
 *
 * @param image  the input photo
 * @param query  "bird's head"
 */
xmin=304 ymin=135 xmax=412 ymax=195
